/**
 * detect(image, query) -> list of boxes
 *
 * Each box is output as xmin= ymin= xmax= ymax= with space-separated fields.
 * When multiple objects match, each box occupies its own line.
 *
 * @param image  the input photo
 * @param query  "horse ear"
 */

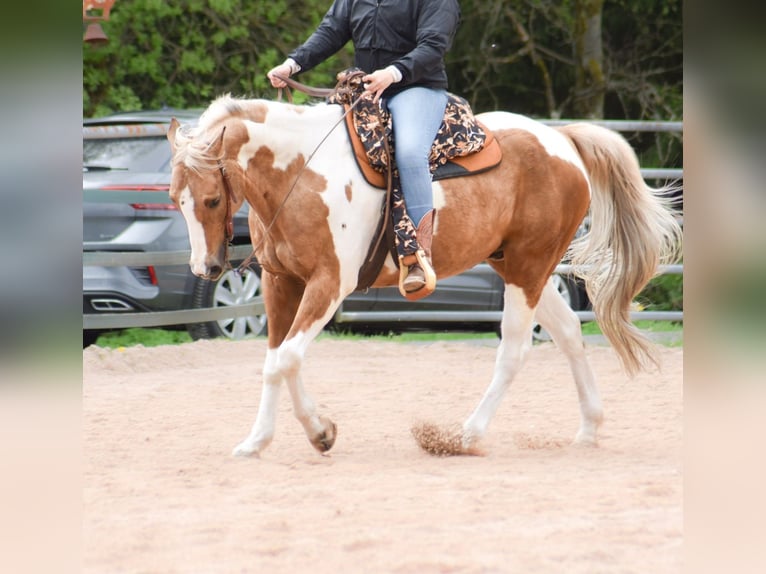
xmin=167 ymin=117 xmax=180 ymax=149
xmin=206 ymin=126 xmax=226 ymax=157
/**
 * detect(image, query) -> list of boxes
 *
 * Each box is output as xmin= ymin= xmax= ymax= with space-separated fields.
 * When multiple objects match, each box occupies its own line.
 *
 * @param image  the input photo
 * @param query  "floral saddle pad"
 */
xmin=328 ymin=68 xmax=503 ymax=189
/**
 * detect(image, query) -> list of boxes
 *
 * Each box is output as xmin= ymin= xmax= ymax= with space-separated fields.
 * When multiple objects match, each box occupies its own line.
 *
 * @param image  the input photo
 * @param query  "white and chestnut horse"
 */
xmin=167 ymin=94 xmax=681 ymax=457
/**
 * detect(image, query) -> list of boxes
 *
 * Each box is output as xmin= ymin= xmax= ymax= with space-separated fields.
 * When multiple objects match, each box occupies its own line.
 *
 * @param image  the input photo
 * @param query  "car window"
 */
xmin=83 ymin=136 xmax=171 ymax=173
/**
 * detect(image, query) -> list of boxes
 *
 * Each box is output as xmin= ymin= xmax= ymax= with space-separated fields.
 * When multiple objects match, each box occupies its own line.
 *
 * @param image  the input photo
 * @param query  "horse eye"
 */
xmin=207 ymin=196 xmax=221 ymax=208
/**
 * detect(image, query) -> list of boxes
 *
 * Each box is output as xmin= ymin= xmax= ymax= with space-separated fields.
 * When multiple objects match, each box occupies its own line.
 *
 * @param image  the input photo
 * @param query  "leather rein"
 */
xmin=216 ymin=158 xmax=235 ymax=270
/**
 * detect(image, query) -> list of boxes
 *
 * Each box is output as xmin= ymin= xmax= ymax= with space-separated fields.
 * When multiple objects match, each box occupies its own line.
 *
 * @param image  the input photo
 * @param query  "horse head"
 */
xmin=167 ymin=117 xmax=244 ymax=281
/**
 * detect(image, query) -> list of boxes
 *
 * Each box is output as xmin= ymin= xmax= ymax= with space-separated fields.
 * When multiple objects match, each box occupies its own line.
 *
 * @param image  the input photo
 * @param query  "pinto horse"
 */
xmin=167 ymin=94 xmax=681 ymax=457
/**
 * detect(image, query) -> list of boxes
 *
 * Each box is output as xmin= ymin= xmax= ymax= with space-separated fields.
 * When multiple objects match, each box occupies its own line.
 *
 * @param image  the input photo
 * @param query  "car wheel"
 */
xmin=187 ymin=264 xmax=267 ymax=340
xmin=532 ymin=274 xmax=583 ymax=342
xmin=83 ymin=330 xmax=101 ymax=348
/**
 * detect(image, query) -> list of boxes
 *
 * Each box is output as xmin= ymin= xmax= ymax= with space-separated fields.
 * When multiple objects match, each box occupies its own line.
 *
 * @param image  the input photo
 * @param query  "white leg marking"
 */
xmin=233 ymin=349 xmax=282 ymax=457
xmin=462 ymin=284 xmax=535 ymax=448
xmin=178 ymin=187 xmax=208 ymax=275
xmin=277 ymin=327 xmax=332 ymax=441
xmin=535 ymin=278 xmax=603 ymax=444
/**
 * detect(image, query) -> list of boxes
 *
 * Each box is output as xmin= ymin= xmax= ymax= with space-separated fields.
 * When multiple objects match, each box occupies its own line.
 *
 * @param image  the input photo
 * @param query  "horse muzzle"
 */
xmin=190 ymin=252 xmax=225 ymax=281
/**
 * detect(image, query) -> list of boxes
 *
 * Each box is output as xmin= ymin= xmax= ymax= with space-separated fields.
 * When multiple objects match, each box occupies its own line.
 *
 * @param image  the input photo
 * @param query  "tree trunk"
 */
xmin=573 ymin=0 xmax=605 ymax=118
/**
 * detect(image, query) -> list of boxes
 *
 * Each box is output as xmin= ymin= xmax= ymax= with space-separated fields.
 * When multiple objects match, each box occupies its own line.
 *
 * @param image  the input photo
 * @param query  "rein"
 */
xmin=233 ymin=73 xmax=367 ymax=275
xmin=216 ymin=158 xmax=235 ymax=269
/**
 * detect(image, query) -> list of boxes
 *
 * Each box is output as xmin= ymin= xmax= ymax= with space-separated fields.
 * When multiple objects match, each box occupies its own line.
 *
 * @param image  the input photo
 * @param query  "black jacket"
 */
xmin=289 ymin=0 xmax=461 ymax=96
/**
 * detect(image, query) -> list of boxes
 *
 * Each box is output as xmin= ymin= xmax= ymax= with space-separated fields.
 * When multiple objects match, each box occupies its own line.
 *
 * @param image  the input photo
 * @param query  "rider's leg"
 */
xmin=386 ymin=87 xmax=447 ymax=296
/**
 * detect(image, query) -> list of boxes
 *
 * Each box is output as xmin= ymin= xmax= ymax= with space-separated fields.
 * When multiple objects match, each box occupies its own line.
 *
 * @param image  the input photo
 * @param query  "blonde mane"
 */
xmin=173 ymin=94 xmax=265 ymax=173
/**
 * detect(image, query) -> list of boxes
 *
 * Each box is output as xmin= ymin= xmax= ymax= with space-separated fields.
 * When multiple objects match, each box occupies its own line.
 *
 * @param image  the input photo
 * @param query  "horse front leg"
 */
xmin=278 ymin=329 xmax=338 ymax=454
xmin=232 ymin=272 xmax=302 ymax=458
xmin=461 ymin=284 xmax=536 ymax=451
xmin=234 ymin=273 xmax=340 ymax=457
xmin=275 ymin=276 xmax=342 ymax=454
xmin=534 ymin=277 xmax=603 ymax=445
xmin=232 ymin=347 xmax=284 ymax=457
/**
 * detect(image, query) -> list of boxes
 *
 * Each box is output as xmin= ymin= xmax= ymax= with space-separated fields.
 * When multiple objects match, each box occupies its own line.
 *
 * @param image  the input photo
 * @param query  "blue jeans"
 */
xmin=385 ymin=87 xmax=448 ymax=227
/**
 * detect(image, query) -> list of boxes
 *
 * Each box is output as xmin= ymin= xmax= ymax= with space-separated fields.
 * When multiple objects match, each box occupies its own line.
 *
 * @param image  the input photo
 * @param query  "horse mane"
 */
xmin=173 ymin=94 xmax=267 ymax=173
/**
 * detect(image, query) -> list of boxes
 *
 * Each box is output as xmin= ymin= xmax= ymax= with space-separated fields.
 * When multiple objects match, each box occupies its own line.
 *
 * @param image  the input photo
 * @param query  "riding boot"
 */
xmin=398 ymin=209 xmax=437 ymax=301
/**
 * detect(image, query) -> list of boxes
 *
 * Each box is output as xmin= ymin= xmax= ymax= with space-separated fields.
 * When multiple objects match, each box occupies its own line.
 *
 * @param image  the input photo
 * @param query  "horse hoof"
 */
xmin=310 ymin=416 xmax=337 ymax=453
xmin=573 ymin=431 xmax=598 ymax=447
xmin=232 ymin=442 xmax=261 ymax=458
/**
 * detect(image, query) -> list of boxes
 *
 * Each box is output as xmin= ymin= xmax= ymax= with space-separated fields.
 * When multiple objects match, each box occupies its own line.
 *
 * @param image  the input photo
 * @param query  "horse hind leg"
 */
xmin=461 ymin=284 xmax=536 ymax=451
xmin=534 ymin=277 xmax=603 ymax=445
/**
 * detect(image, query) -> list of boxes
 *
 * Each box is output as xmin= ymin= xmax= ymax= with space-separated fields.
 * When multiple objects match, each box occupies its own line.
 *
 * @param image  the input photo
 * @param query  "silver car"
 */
xmin=83 ymin=110 xmax=587 ymax=345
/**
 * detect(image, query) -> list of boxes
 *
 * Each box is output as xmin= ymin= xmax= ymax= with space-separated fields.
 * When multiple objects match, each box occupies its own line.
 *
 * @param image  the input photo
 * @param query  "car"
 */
xmin=83 ymin=109 xmax=588 ymax=346
xmin=83 ymin=109 xmax=266 ymax=346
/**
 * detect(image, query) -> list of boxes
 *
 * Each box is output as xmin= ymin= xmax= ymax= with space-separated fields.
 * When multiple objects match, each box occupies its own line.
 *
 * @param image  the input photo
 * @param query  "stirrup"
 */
xmin=398 ymin=249 xmax=436 ymax=301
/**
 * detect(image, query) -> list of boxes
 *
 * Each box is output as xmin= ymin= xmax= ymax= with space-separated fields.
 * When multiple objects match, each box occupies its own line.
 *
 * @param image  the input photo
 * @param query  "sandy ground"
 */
xmin=83 ymin=336 xmax=682 ymax=573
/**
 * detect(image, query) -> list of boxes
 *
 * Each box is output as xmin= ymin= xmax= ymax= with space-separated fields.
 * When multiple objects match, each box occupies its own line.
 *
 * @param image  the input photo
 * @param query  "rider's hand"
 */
xmin=267 ymin=63 xmax=295 ymax=88
xmin=363 ymin=68 xmax=397 ymax=103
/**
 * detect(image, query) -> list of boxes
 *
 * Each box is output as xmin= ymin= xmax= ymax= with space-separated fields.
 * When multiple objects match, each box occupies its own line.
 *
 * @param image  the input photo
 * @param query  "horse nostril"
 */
xmin=209 ymin=265 xmax=223 ymax=278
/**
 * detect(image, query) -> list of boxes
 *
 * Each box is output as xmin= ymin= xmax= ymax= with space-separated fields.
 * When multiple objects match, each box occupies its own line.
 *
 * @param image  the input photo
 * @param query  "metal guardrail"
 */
xmin=83 ymin=245 xmax=261 ymax=330
xmin=542 ymin=119 xmax=683 ymax=132
xmin=83 ymin=120 xmax=683 ymax=331
xmin=83 ymin=261 xmax=683 ymax=329
xmin=332 ymin=264 xmax=683 ymax=324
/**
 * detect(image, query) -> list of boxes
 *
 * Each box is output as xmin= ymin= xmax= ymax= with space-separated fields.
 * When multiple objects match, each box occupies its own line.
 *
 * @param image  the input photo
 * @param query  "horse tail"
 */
xmin=558 ymin=123 xmax=682 ymax=376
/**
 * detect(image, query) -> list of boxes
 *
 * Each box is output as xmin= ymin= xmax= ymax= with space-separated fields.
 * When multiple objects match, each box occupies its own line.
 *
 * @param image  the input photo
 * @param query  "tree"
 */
xmin=572 ymin=0 xmax=605 ymax=118
xmin=445 ymin=0 xmax=680 ymax=122
xmin=84 ymin=0 xmax=681 ymax=127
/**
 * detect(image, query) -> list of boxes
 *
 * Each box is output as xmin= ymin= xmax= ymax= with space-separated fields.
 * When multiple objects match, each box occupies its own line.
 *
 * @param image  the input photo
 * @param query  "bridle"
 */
xmin=216 ymin=159 xmax=235 ymax=269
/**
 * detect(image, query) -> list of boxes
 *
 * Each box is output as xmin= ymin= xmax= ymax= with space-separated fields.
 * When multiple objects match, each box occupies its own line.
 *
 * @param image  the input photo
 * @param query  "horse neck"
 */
xmin=261 ymin=100 xmax=342 ymax=134
xmin=236 ymin=101 xmax=346 ymax=224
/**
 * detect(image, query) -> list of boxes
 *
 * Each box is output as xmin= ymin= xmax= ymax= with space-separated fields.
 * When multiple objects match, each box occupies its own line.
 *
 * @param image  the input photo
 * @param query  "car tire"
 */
xmin=83 ymin=330 xmax=101 ymax=348
xmin=532 ymin=274 xmax=584 ymax=342
xmin=187 ymin=264 xmax=267 ymax=341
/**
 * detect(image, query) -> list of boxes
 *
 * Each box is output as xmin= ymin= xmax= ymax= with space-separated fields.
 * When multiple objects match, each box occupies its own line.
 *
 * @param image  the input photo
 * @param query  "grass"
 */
xmin=94 ymin=328 xmax=193 ymax=349
xmin=319 ymin=328 xmax=498 ymax=343
xmin=92 ymin=321 xmax=682 ymax=349
xmin=580 ymin=320 xmax=683 ymax=335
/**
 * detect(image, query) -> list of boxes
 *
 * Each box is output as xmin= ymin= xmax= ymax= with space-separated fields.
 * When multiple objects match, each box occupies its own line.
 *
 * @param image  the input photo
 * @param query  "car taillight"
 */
xmin=130 ymin=266 xmax=159 ymax=286
xmin=101 ymin=184 xmax=170 ymax=191
xmin=130 ymin=203 xmax=178 ymax=210
xmin=98 ymin=184 xmax=177 ymax=210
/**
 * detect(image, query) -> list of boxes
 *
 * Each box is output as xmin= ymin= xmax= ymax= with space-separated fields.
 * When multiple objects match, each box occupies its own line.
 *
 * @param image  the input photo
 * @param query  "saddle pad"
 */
xmin=345 ymin=115 xmax=502 ymax=189
xmin=330 ymin=68 xmax=503 ymax=190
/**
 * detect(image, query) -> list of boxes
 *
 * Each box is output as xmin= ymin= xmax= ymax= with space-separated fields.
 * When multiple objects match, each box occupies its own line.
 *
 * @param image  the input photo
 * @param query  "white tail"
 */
xmin=559 ymin=123 xmax=682 ymax=376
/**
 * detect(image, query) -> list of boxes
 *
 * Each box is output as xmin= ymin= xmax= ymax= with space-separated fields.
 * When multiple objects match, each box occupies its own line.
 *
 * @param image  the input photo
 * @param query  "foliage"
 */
xmin=446 ymin=0 xmax=682 ymax=121
xmin=637 ymin=273 xmax=683 ymax=311
xmin=84 ymin=0 xmax=353 ymax=116
xmin=85 ymin=0 xmax=681 ymax=127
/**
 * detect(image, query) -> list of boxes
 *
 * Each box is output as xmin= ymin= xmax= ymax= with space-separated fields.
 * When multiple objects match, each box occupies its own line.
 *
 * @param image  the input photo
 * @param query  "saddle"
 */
xmin=330 ymin=70 xmax=503 ymax=189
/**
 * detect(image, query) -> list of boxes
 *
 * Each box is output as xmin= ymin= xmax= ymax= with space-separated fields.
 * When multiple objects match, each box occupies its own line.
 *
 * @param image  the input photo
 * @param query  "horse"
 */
xmin=166 ymin=93 xmax=681 ymax=457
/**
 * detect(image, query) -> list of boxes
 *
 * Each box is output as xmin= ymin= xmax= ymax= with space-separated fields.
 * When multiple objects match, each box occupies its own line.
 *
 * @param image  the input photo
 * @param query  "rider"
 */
xmin=267 ymin=0 xmax=461 ymax=297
